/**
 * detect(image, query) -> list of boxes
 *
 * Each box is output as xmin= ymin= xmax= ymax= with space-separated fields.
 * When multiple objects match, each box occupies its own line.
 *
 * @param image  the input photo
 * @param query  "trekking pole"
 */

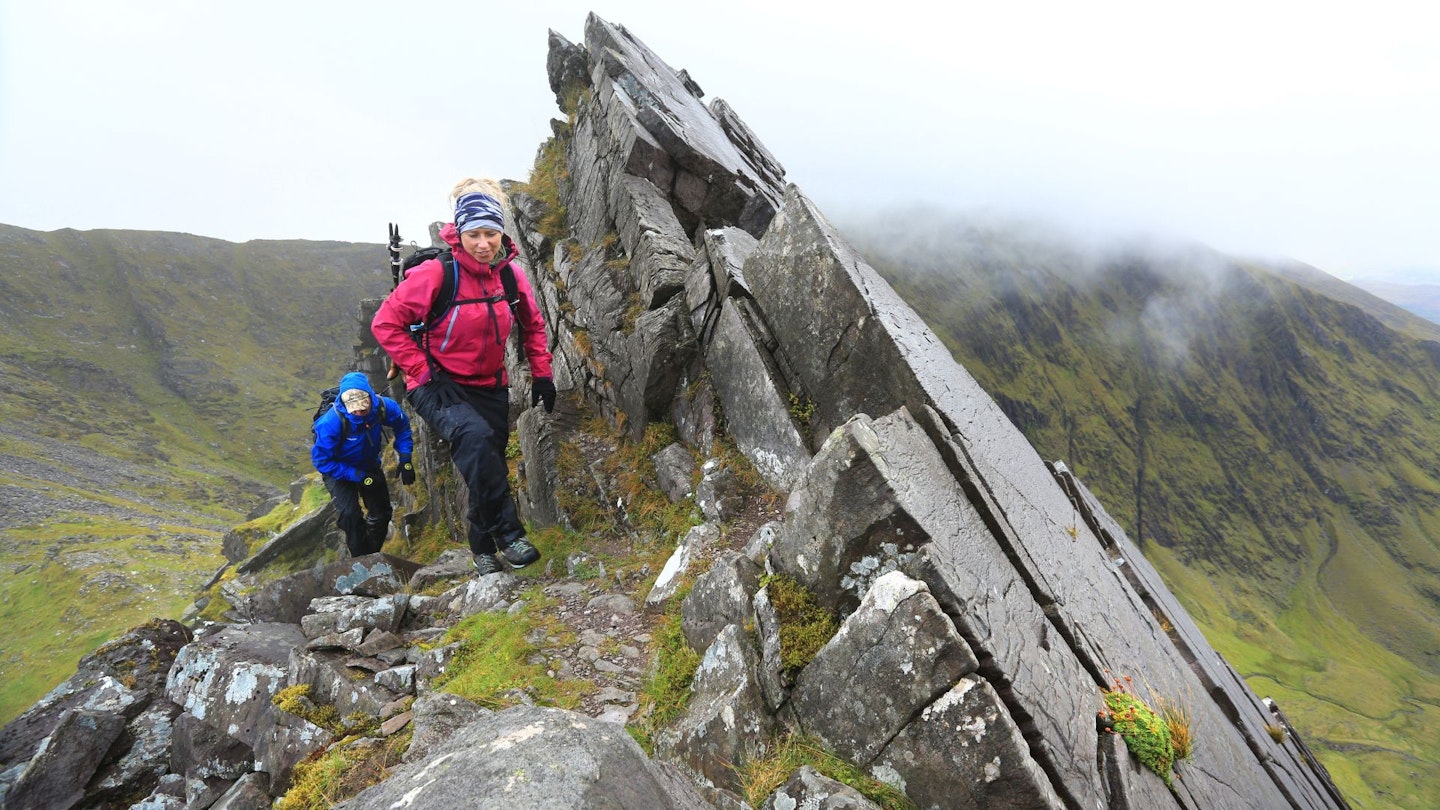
xmin=386 ymin=223 xmax=402 ymax=381
xmin=388 ymin=223 xmax=402 ymax=290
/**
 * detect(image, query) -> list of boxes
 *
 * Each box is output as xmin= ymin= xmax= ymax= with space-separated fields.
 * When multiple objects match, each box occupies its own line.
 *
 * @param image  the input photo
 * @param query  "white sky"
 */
xmin=2 ymin=0 xmax=1438 ymax=282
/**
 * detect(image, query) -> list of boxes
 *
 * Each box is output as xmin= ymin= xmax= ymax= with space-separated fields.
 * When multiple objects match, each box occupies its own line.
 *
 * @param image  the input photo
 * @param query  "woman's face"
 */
xmin=460 ymin=228 xmax=502 ymax=264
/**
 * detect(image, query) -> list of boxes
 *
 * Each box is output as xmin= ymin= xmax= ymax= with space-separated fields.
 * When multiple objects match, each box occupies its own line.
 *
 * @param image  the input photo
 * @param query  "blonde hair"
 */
xmin=450 ymin=177 xmax=509 ymax=209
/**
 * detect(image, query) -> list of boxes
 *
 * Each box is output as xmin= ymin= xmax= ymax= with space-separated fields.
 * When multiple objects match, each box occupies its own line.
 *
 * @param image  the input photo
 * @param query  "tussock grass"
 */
xmin=736 ymin=734 xmax=915 ymax=809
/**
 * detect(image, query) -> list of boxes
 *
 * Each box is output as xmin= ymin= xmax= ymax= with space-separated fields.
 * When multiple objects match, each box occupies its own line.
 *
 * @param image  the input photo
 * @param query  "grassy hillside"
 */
xmin=0 ymin=224 xmax=390 ymax=721
xmin=843 ymin=208 xmax=1440 ymax=809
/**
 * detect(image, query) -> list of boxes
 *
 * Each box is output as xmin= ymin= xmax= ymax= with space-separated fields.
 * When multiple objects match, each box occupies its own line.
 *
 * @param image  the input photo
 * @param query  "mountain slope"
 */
xmin=0 ymin=224 xmax=391 ymax=721
xmin=843 ymin=207 xmax=1440 ymax=807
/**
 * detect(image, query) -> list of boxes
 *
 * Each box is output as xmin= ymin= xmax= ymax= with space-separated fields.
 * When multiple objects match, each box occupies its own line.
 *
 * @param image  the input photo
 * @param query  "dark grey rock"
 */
xmin=652 ymin=441 xmax=697 ymax=502
xmin=3 ymin=709 xmax=126 ymax=810
xmin=169 ymin=710 xmax=253 ymax=781
xmin=252 ymin=703 xmax=331 ymax=795
xmin=680 ymin=549 xmax=762 ymax=654
xmin=0 ymin=619 xmax=189 ymax=770
xmin=705 ymin=302 xmax=809 ymax=490
xmin=209 ymin=771 xmax=272 ymax=810
xmin=790 ymin=572 xmax=977 ymax=765
xmin=404 ymin=691 xmax=490 ymax=764
xmin=516 ymin=404 xmax=563 ymax=531
xmin=239 ymin=553 xmax=420 ymax=624
xmin=165 ymin=623 xmax=306 ymax=750
xmin=405 ymin=549 xmax=473 ymax=593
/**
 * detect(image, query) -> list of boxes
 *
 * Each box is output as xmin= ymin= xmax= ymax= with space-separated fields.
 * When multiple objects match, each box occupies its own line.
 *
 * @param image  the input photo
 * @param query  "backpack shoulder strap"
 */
xmin=500 ymin=263 xmax=519 ymax=309
xmin=423 ymin=252 xmax=459 ymax=327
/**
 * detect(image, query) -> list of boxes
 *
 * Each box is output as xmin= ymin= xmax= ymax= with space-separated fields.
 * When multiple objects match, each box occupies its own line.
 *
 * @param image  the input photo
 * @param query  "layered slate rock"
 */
xmin=789 ymin=571 xmax=980 ymax=765
xmin=746 ymin=184 xmax=1312 ymax=807
xmin=336 ymin=706 xmax=714 ymax=810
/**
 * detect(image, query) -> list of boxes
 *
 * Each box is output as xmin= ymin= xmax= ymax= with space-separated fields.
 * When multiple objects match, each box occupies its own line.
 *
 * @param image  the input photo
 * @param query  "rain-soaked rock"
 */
xmin=3 ymin=709 xmax=126 ymax=810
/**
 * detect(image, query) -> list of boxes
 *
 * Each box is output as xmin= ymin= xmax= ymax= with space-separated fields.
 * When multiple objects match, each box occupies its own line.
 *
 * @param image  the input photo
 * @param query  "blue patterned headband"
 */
xmin=455 ymin=192 xmax=505 ymax=234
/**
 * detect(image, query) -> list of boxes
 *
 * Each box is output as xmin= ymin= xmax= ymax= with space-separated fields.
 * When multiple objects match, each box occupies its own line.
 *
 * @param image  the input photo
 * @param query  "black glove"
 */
xmin=530 ymin=377 xmax=556 ymax=413
xmin=399 ymin=457 xmax=416 ymax=485
xmin=412 ymin=368 xmax=466 ymax=409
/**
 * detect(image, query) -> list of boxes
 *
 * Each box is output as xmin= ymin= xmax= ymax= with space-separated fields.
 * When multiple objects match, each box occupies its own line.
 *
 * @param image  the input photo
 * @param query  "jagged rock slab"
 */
xmin=336 ymin=706 xmax=714 ymax=810
xmin=654 ymin=624 xmax=776 ymax=795
xmin=1053 ymin=462 xmax=1350 ymax=810
xmin=872 ymin=676 xmax=1066 ymax=810
xmin=789 ymin=572 xmax=979 ymax=767
xmin=577 ymin=14 xmax=783 ymax=237
xmin=706 ymin=301 xmax=810 ymax=490
xmin=748 ymin=184 xmax=1304 ymax=807
xmin=2 ymin=709 xmax=126 ymax=810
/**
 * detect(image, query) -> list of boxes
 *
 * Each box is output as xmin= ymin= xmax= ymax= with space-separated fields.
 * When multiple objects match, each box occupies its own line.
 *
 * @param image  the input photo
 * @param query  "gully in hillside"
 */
xmin=311 ymin=371 xmax=415 ymax=556
xmin=371 ymin=178 xmax=556 ymax=577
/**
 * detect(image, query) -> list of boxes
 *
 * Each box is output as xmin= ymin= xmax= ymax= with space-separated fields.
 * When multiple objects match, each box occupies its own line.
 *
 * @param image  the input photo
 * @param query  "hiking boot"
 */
xmin=498 ymin=538 xmax=540 ymax=568
xmin=471 ymin=553 xmax=504 ymax=576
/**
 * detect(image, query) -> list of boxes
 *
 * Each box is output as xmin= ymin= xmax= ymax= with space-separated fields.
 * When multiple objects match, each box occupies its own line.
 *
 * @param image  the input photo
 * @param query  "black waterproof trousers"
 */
xmin=322 ymin=473 xmax=392 ymax=557
xmin=407 ymin=381 xmax=521 ymax=555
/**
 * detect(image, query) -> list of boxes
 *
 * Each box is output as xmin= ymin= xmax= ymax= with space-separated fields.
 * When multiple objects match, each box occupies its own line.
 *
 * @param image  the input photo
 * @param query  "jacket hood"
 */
xmin=338 ymin=371 xmax=376 ymax=398
xmin=337 ymin=371 xmax=378 ymax=420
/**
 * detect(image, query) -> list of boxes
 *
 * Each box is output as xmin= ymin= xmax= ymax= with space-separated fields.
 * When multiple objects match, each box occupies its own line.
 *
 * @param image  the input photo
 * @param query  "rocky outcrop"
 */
xmin=0 ymin=11 xmax=1348 ymax=810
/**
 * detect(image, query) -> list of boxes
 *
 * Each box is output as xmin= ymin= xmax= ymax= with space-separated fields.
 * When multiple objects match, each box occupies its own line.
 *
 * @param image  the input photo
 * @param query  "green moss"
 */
xmin=764 ymin=574 xmax=840 ymax=678
xmin=1101 ymin=678 xmax=1175 ymax=785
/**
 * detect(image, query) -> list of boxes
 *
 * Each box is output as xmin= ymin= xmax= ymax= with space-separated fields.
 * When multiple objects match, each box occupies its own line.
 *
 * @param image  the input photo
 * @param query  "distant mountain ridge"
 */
xmin=0 ymin=223 xmax=391 ymax=720
xmin=1344 ymin=276 xmax=1440 ymax=327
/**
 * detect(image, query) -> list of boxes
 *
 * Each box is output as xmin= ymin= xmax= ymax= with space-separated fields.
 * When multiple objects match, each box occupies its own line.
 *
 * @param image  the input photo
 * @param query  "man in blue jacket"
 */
xmin=311 ymin=371 xmax=415 ymax=556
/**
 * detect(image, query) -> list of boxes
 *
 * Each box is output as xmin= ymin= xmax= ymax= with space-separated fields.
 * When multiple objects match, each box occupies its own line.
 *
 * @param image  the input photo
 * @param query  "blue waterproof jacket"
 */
xmin=311 ymin=372 xmax=414 ymax=482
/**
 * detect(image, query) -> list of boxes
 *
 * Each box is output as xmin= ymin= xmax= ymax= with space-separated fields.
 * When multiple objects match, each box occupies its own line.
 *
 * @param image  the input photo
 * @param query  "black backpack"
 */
xmin=310 ymin=386 xmax=385 ymax=442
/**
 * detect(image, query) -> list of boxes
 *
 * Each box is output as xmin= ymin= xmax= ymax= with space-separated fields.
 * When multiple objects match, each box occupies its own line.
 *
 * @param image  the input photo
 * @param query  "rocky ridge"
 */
xmin=0 ymin=12 xmax=1349 ymax=810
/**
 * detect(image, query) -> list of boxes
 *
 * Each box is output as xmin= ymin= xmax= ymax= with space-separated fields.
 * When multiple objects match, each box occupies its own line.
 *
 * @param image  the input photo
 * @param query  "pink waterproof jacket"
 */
xmin=372 ymin=223 xmax=552 ymax=389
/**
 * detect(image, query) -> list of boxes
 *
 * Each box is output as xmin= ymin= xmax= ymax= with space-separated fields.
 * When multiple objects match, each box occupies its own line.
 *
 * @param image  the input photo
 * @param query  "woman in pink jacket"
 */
xmin=371 ymin=178 xmax=555 ymax=576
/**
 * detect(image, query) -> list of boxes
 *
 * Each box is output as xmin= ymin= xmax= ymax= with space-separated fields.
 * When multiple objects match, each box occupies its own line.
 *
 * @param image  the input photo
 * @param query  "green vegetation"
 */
xmin=0 ymin=225 xmax=388 ymax=722
xmin=736 ymin=734 xmax=916 ymax=809
xmin=434 ymin=587 xmax=588 ymax=709
xmin=1101 ymin=675 xmax=1177 ymax=785
xmin=629 ymin=611 xmax=701 ymax=754
xmin=278 ymin=732 xmax=409 ymax=810
xmin=763 ymin=574 xmax=840 ymax=679
xmin=849 ymin=210 xmax=1440 ymax=808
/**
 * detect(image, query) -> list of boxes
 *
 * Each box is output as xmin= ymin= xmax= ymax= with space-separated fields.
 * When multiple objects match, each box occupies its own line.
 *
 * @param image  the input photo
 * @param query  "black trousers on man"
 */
xmin=322 ymin=473 xmax=392 ymax=557
xmin=406 ymin=381 xmax=521 ymax=555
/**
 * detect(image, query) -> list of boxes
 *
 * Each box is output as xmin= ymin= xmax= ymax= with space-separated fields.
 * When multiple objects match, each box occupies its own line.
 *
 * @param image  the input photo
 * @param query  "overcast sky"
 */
xmin=2 ymin=1 xmax=1437 ymax=283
